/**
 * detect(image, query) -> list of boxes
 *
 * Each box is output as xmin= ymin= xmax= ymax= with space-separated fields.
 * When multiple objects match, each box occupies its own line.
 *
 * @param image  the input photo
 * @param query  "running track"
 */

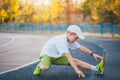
xmin=0 ymin=33 xmax=120 ymax=80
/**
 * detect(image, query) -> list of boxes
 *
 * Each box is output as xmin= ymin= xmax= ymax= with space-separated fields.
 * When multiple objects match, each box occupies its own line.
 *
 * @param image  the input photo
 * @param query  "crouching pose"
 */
xmin=33 ymin=25 xmax=105 ymax=78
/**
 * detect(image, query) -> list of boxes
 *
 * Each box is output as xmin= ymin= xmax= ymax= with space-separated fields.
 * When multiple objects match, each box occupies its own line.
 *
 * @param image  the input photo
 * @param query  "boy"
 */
xmin=33 ymin=25 xmax=105 ymax=78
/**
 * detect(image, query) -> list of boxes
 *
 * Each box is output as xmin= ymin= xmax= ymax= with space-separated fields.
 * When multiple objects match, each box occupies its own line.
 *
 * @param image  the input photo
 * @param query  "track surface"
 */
xmin=0 ymin=33 xmax=120 ymax=80
xmin=0 ymin=33 xmax=53 ymax=72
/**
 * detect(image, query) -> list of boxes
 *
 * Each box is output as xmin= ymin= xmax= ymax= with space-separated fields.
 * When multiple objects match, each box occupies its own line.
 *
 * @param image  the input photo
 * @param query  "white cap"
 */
xmin=67 ymin=25 xmax=85 ymax=39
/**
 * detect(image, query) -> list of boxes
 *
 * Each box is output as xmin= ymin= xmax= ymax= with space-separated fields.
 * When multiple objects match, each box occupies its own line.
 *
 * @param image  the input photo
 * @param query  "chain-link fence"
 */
xmin=0 ymin=23 xmax=120 ymax=37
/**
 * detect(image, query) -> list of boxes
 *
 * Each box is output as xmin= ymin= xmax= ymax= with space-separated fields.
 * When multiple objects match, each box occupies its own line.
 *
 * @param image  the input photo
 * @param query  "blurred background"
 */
xmin=0 ymin=0 xmax=120 ymax=38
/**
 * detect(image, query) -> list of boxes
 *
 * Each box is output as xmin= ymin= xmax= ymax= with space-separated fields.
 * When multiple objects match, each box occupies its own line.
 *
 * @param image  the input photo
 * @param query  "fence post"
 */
xmin=14 ymin=24 xmax=16 ymax=32
xmin=110 ymin=23 xmax=114 ymax=39
xmin=85 ymin=24 xmax=88 ymax=32
xmin=41 ymin=24 xmax=43 ymax=32
xmin=49 ymin=23 xmax=53 ymax=32
xmin=100 ymin=23 xmax=104 ymax=37
xmin=6 ymin=24 xmax=8 ymax=31
xmin=32 ymin=24 xmax=34 ymax=32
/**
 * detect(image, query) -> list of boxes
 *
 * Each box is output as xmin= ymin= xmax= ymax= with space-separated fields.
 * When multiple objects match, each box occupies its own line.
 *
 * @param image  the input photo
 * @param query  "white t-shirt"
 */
xmin=40 ymin=34 xmax=81 ymax=58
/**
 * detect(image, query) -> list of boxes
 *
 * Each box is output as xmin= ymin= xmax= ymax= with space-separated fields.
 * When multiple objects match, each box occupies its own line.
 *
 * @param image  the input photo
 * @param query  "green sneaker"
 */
xmin=96 ymin=58 xmax=105 ymax=74
xmin=33 ymin=65 xmax=41 ymax=75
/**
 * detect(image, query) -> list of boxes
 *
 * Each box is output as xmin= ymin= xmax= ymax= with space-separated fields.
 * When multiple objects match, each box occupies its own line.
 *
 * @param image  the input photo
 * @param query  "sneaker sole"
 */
xmin=99 ymin=58 xmax=105 ymax=74
xmin=95 ymin=58 xmax=105 ymax=75
xmin=101 ymin=68 xmax=104 ymax=74
xmin=33 ymin=74 xmax=40 ymax=76
xmin=101 ymin=58 xmax=105 ymax=74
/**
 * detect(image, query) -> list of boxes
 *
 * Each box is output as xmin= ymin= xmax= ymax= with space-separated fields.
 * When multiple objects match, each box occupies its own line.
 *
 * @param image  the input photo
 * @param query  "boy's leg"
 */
xmin=33 ymin=55 xmax=51 ymax=75
xmin=73 ymin=58 xmax=92 ymax=70
xmin=73 ymin=58 xmax=105 ymax=74
xmin=52 ymin=55 xmax=69 ymax=65
xmin=40 ymin=55 xmax=51 ymax=70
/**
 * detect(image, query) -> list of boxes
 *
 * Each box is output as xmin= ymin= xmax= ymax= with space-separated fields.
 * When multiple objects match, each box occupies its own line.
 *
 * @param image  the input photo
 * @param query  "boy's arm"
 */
xmin=79 ymin=46 xmax=92 ymax=55
xmin=65 ymin=52 xmax=85 ymax=78
xmin=79 ymin=46 xmax=103 ymax=61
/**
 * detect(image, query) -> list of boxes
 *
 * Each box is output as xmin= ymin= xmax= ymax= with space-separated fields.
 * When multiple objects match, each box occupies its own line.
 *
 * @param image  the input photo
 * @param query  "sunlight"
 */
xmin=20 ymin=0 xmax=50 ymax=6
xmin=44 ymin=0 xmax=50 ymax=6
xmin=72 ymin=0 xmax=84 ymax=4
xmin=33 ymin=0 xmax=83 ymax=6
xmin=34 ymin=0 xmax=50 ymax=6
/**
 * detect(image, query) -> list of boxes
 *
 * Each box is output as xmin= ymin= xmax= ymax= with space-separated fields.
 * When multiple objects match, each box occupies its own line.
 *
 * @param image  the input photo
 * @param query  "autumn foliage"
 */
xmin=0 ymin=0 xmax=120 ymax=24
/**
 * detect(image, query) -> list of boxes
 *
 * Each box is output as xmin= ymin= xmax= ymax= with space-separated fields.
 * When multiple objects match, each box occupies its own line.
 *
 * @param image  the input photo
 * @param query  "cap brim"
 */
xmin=77 ymin=33 xmax=85 ymax=39
xmin=79 ymin=35 xmax=85 ymax=39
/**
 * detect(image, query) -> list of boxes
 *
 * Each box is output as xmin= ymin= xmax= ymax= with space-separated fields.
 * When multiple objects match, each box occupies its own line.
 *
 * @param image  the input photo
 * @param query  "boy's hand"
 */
xmin=76 ymin=70 xmax=85 ymax=78
xmin=93 ymin=54 xmax=103 ymax=62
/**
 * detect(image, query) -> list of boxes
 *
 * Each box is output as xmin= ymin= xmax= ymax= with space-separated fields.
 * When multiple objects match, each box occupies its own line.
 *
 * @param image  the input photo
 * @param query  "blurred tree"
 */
xmin=0 ymin=0 xmax=21 ymax=23
xmin=0 ymin=9 xmax=7 ymax=23
xmin=19 ymin=0 xmax=35 ymax=23
xmin=1 ymin=0 xmax=120 ymax=24
xmin=80 ymin=0 xmax=91 ymax=21
xmin=93 ymin=0 xmax=120 ymax=24
xmin=50 ymin=0 xmax=61 ymax=24
xmin=81 ymin=0 xmax=120 ymax=24
xmin=102 ymin=0 xmax=120 ymax=23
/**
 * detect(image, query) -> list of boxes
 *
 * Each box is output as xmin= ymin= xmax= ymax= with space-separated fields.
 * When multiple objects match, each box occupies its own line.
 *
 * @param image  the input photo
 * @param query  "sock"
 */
xmin=91 ymin=65 xmax=98 ymax=71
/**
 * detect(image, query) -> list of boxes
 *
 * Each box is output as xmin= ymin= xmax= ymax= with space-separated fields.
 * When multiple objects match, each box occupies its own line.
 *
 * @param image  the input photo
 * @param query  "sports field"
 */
xmin=0 ymin=33 xmax=120 ymax=80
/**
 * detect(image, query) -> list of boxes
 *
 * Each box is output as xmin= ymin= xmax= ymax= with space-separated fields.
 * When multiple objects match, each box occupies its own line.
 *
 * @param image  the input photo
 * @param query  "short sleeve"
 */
xmin=69 ymin=42 xmax=81 ymax=49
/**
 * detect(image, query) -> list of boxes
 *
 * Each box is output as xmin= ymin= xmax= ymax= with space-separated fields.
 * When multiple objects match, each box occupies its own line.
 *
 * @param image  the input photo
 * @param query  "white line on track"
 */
xmin=0 ymin=60 xmax=39 ymax=75
xmin=0 ymin=37 xmax=14 ymax=47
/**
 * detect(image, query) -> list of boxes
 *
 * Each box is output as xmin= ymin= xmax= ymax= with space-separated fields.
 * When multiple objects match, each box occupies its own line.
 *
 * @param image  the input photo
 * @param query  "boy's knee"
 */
xmin=40 ymin=65 xmax=49 ymax=70
xmin=73 ymin=58 xmax=81 ymax=64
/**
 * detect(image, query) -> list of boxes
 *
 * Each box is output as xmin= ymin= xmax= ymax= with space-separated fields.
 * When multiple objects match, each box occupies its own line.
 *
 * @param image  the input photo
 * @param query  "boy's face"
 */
xmin=67 ymin=32 xmax=79 ymax=43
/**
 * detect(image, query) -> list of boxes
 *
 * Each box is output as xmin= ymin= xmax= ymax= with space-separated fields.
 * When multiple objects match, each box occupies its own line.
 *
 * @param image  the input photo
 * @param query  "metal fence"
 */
xmin=0 ymin=23 xmax=120 ymax=35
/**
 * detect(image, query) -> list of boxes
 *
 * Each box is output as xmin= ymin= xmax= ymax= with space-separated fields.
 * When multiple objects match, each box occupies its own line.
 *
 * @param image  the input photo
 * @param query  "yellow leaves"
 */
xmin=0 ymin=9 xmax=7 ymax=23
xmin=8 ymin=1 xmax=20 ymax=20
xmin=21 ymin=2 xmax=35 ymax=16
xmin=112 ymin=0 xmax=120 ymax=16
xmin=32 ymin=14 xmax=40 ymax=23
xmin=0 ymin=0 xmax=21 ymax=22
xmin=33 ymin=15 xmax=39 ymax=21
xmin=92 ymin=14 xmax=98 ymax=20
xmin=91 ymin=8 xmax=98 ymax=20
xmin=43 ymin=16 xmax=48 ymax=22
xmin=50 ymin=4 xmax=58 ymax=14
xmin=36 ymin=0 xmax=61 ymax=23
xmin=0 ymin=9 xmax=7 ymax=18
xmin=4 ymin=0 xmax=8 ymax=4
xmin=105 ymin=0 xmax=120 ymax=16
xmin=41 ymin=10 xmax=49 ymax=22
xmin=15 ymin=10 xmax=21 ymax=17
